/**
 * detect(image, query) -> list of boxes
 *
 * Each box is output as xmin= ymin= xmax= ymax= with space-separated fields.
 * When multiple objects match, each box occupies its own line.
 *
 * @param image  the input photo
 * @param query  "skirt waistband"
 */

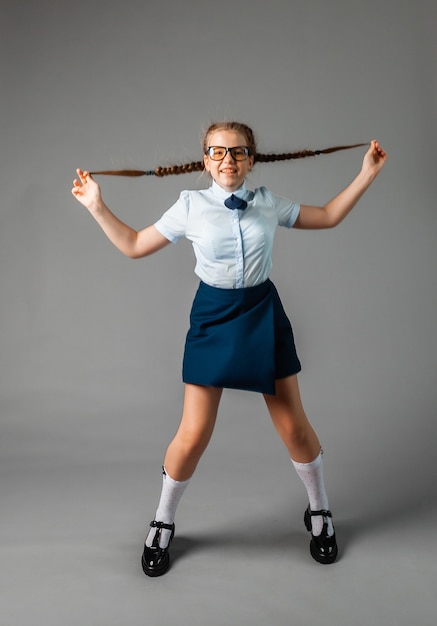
xmin=196 ymin=279 xmax=272 ymax=305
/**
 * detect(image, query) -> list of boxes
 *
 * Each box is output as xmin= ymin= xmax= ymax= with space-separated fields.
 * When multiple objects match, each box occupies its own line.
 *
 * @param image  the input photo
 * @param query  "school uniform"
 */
xmin=154 ymin=180 xmax=301 ymax=395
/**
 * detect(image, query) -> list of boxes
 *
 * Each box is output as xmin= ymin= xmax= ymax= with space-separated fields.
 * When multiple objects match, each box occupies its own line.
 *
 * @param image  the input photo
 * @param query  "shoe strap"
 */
xmin=308 ymin=508 xmax=332 ymax=519
xmin=150 ymin=520 xmax=174 ymax=531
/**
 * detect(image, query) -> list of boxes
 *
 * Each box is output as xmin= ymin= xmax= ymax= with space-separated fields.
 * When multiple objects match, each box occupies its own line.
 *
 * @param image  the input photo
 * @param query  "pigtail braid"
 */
xmin=91 ymin=160 xmax=204 ymax=177
xmin=254 ymin=143 xmax=368 ymax=164
xmin=154 ymin=160 xmax=204 ymax=177
xmin=90 ymin=143 xmax=368 ymax=177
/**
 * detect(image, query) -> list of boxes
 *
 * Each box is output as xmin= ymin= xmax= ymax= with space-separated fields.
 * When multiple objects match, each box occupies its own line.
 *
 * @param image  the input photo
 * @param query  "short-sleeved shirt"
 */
xmin=154 ymin=180 xmax=300 ymax=289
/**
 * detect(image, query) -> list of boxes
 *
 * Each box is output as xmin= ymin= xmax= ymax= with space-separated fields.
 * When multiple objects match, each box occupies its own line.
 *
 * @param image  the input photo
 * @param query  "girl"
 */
xmin=72 ymin=122 xmax=387 ymax=576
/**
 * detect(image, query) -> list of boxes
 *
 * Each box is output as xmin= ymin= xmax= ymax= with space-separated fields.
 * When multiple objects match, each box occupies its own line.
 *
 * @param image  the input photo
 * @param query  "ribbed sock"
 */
xmin=146 ymin=467 xmax=190 ymax=548
xmin=291 ymin=451 xmax=334 ymax=537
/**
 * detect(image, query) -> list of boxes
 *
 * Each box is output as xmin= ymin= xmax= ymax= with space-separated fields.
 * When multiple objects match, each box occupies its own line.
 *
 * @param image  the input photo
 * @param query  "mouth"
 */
xmin=220 ymin=168 xmax=237 ymax=174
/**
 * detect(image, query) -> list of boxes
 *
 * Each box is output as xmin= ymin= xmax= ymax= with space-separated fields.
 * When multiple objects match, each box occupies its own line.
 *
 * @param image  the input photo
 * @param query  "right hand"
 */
xmin=71 ymin=169 xmax=102 ymax=211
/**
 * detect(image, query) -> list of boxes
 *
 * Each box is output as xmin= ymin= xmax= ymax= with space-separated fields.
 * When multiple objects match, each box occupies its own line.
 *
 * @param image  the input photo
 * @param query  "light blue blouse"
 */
xmin=154 ymin=180 xmax=300 ymax=289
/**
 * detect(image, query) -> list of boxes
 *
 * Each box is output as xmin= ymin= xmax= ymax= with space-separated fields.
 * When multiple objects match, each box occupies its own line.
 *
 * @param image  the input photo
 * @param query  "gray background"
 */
xmin=1 ymin=0 xmax=436 ymax=624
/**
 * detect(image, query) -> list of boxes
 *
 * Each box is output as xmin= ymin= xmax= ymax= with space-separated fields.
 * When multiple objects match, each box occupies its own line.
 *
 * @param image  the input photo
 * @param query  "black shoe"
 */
xmin=304 ymin=506 xmax=338 ymax=564
xmin=141 ymin=521 xmax=175 ymax=577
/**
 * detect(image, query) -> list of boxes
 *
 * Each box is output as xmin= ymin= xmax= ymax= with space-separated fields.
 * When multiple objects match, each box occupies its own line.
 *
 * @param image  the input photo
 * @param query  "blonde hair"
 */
xmin=202 ymin=121 xmax=257 ymax=156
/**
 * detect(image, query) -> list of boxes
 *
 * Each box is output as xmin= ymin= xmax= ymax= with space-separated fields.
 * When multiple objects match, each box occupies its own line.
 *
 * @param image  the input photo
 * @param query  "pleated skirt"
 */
xmin=182 ymin=280 xmax=301 ymax=395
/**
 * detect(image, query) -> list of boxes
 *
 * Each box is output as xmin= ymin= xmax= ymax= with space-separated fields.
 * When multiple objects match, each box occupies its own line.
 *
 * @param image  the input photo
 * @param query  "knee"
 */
xmin=281 ymin=422 xmax=308 ymax=448
xmin=171 ymin=429 xmax=210 ymax=460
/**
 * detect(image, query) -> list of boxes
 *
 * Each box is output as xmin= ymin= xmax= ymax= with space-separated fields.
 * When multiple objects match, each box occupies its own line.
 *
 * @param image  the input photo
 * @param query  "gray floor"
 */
xmin=1 ymin=390 xmax=435 ymax=626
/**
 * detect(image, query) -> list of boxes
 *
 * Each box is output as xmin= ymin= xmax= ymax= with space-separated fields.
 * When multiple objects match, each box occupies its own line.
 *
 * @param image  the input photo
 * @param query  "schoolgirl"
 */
xmin=72 ymin=121 xmax=387 ymax=576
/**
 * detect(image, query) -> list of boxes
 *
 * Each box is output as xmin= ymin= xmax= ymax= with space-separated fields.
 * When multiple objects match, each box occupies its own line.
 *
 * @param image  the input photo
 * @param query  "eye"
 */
xmin=208 ymin=147 xmax=226 ymax=159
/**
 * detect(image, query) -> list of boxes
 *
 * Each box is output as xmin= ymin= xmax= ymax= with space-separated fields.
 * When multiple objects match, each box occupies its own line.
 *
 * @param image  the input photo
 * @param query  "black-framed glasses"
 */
xmin=205 ymin=146 xmax=251 ymax=161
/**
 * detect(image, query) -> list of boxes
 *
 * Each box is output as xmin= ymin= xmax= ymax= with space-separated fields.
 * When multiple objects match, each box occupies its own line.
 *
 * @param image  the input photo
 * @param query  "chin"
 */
xmin=221 ymin=179 xmax=242 ymax=191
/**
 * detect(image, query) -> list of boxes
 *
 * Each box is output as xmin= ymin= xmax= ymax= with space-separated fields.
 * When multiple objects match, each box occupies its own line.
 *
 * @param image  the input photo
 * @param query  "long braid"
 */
xmin=90 ymin=144 xmax=366 ymax=177
xmin=90 ymin=160 xmax=204 ymax=178
xmin=154 ymin=160 xmax=204 ymax=177
xmin=90 ymin=120 xmax=368 ymax=177
xmin=254 ymin=143 xmax=367 ymax=163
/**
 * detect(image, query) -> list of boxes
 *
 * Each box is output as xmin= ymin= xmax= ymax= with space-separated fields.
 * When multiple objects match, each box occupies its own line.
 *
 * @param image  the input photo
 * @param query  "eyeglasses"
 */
xmin=205 ymin=146 xmax=251 ymax=161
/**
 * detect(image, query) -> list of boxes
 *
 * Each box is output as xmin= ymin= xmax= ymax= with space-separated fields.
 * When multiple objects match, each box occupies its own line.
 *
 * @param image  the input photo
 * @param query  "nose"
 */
xmin=222 ymin=150 xmax=236 ymax=163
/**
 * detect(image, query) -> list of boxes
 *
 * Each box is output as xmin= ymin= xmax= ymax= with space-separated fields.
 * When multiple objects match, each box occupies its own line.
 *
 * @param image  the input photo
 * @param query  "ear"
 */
xmin=248 ymin=155 xmax=255 ymax=171
xmin=203 ymin=154 xmax=210 ymax=173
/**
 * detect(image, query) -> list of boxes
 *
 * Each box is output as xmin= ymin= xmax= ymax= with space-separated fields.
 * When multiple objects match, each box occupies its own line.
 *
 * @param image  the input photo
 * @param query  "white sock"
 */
xmin=146 ymin=467 xmax=190 ymax=548
xmin=291 ymin=451 xmax=334 ymax=537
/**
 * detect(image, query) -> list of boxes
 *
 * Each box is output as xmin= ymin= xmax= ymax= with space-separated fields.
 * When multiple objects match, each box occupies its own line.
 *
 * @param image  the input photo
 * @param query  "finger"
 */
xmin=370 ymin=140 xmax=383 ymax=157
xmin=372 ymin=140 xmax=385 ymax=153
xmin=373 ymin=143 xmax=387 ymax=162
xmin=77 ymin=168 xmax=88 ymax=183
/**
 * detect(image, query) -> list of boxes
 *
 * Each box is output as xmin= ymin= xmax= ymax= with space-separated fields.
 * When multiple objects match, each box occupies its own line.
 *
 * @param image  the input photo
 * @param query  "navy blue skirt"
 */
xmin=182 ymin=280 xmax=301 ymax=395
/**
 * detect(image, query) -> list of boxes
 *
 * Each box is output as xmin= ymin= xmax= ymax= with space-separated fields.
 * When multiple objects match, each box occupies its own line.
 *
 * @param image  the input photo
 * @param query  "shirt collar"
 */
xmin=210 ymin=180 xmax=253 ymax=202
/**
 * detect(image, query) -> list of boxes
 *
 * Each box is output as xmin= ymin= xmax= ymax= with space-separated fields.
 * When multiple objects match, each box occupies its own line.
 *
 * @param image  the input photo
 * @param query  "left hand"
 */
xmin=362 ymin=140 xmax=388 ymax=177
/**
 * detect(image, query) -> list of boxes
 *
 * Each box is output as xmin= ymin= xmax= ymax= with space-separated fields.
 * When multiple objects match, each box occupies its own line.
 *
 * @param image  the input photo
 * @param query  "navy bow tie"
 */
xmin=224 ymin=194 xmax=247 ymax=211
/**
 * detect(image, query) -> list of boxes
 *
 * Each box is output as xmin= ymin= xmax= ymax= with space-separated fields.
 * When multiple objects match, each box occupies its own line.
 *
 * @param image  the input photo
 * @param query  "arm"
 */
xmin=71 ymin=169 xmax=171 ymax=258
xmin=293 ymin=140 xmax=388 ymax=230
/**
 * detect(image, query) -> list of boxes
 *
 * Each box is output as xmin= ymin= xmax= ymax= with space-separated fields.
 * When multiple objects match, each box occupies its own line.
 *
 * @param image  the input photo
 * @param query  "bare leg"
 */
xmin=264 ymin=375 xmax=337 ymax=559
xmin=263 ymin=375 xmax=321 ymax=462
xmin=142 ymin=383 xmax=223 ymax=574
xmin=164 ymin=383 xmax=223 ymax=481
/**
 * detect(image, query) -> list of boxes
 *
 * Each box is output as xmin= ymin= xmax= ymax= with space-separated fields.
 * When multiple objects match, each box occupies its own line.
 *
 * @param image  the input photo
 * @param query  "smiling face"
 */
xmin=203 ymin=129 xmax=255 ymax=192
